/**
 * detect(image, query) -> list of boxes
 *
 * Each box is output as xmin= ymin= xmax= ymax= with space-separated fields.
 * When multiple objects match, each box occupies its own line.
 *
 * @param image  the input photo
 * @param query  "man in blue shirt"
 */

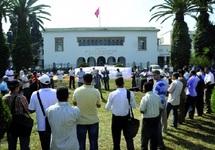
xmin=184 ymin=70 xmax=199 ymax=119
xmin=153 ymin=70 xmax=167 ymax=150
xmin=0 ymin=75 xmax=9 ymax=96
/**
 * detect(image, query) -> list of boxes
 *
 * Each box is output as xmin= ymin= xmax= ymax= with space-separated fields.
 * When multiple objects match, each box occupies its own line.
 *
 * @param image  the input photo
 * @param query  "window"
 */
xmin=77 ymin=37 xmax=125 ymax=46
xmin=138 ymin=37 xmax=147 ymax=50
xmin=55 ymin=37 xmax=64 ymax=51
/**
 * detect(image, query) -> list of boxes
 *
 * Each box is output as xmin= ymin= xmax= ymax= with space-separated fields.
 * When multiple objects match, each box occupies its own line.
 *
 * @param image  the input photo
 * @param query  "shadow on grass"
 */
xmin=165 ymin=131 xmax=210 ymax=150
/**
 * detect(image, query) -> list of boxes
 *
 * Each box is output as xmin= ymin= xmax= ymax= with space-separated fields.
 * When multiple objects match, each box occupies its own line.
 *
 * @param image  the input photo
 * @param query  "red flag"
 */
xmin=95 ymin=8 xmax=99 ymax=18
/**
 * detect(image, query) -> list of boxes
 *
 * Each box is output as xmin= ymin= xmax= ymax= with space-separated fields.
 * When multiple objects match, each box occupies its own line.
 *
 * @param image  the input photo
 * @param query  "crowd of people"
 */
xmin=0 ymin=64 xmax=214 ymax=150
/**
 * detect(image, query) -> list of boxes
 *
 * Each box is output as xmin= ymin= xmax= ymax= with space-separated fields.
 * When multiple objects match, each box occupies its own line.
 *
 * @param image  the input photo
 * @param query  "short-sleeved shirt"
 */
xmin=167 ymin=80 xmax=183 ymax=106
xmin=204 ymin=71 xmax=214 ymax=85
xmin=0 ymin=81 xmax=8 ymax=91
xmin=186 ymin=75 xmax=199 ymax=97
xmin=21 ymin=74 xmax=30 ymax=89
xmin=46 ymin=71 xmax=54 ymax=79
xmin=106 ymin=88 xmax=136 ymax=116
xmin=72 ymin=85 xmax=101 ymax=125
xmin=140 ymin=91 xmax=161 ymax=118
xmin=28 ymin=88 xmax=57 ymax=131
xmin=57 ymin=70 xmax=64 ymax=80
xmin=76 ymin=71 xmax=85 ymax=83
xmin=153 ymin=78 xmax=167 ymax=109
xmin=46 ymin=102 xmax=80 ymax=150
xmin=69 ymin=69 xmax=75 ymax=76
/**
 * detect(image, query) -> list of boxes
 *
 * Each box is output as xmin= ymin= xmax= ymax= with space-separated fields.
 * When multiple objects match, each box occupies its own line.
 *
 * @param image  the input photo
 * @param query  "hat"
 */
xmin=197 ymin=72 xmax=202 ymax=77
xmin=2 ymin=75 xmax=8 ymax=79
xmin=38 ymin=74 xmax=50 ymax=85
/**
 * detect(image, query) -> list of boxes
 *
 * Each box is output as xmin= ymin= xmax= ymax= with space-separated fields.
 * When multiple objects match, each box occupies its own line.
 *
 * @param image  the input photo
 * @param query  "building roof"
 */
xmin=44 ymin=27 xmax=160 ymax=33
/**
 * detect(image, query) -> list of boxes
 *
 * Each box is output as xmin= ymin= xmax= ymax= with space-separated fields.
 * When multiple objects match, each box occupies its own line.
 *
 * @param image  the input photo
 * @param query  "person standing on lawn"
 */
xmin=106 ymin=77 xmax=136 ymax=150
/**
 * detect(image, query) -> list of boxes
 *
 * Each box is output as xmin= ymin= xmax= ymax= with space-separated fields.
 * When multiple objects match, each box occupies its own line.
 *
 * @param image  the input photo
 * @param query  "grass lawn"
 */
xmin=0 ymin=78 xmax=215 ymax=150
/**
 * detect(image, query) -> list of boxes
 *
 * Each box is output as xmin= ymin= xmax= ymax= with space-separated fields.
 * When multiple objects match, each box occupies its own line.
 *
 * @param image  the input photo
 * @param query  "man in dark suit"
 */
xmin=102 ymin=67 xmax=110 ymax=91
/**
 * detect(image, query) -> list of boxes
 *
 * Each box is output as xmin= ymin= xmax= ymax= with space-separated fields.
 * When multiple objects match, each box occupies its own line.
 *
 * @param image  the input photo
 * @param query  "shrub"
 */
xmin=78 ymin=62 xmax=89 ymax=67
xmin=211 ymin=88 xmax=215 ymax=113
xmin=115 ymin=63 xmax=124 ymax=67
xmin=190 ymin=55 xmax=212 ymax=68
xmin=0 ymin=94 xmax=12 ymax=139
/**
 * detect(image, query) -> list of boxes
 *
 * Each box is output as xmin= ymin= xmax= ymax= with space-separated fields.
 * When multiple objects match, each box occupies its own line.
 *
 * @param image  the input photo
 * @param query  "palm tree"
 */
xmin=0 ymin=0 xmax=10 ymax=77
xmin=9 ymin=0 xmax=51 ymax=71
xmin=150 ymin=0 xmax=195 ymax=69
xmin=192 ymin=0 xmax=215 ymax=61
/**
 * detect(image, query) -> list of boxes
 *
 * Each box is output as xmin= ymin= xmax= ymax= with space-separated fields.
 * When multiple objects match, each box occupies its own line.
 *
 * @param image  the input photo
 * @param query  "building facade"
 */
xmin=42 ymin=27 xmax=159 ymax=69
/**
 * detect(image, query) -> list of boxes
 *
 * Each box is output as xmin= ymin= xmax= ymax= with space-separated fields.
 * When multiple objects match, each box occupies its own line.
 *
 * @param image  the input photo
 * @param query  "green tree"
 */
xmin=192 ymin=0 xmax=215 ymax=61
xmin=0 ymin=94 xmax=12 ymax=140
xmin=0 ymin=0 xmax=10 ymax=77
xmin=9 ymin=0 xmax=50 ymax=72
xmin=150 ymin=0 xmax=194 ymax=69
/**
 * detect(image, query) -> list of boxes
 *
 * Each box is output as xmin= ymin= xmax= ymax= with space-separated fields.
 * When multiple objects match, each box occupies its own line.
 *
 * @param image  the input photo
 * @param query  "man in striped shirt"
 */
xmin=153 ymin=70 xmax=167 ymax=150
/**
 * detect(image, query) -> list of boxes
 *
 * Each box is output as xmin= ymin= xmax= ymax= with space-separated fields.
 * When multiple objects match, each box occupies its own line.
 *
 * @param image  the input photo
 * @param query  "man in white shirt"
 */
xmin=56 ymin=67 xmax=64 ymax=87
xmin=29 ymin=74 xmax=57 ymax=150
xmin=140 ymin=82 xmax=162 ymax=150
xmin=116 ymin=68 xmax=123 ymax=78
xmin=68 ymin=67 xmax=75 ymax=89
xmin=204 ymin=67 xmax=214 ymax=113
xmin=106 ymin=77 xmax=136 ymax=150
xmin=46 ymin=87 xmax=80 ymax=150
xmin=166 ymin=72 xmax=183 ymax=129
xmin=5 ymin=66 xmax=14 ymax=81
xmin=46 ymin=69 xmax=54 ymax=88
xmin=21 ymin=69 xmax=31 ymax=102
xmin=19 ymin=67 xmax=25 ymax=78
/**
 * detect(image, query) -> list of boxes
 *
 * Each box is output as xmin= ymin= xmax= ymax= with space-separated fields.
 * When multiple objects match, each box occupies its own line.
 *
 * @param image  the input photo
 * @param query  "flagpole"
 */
xmin=98 ymin=7 xmax=101 ymax=27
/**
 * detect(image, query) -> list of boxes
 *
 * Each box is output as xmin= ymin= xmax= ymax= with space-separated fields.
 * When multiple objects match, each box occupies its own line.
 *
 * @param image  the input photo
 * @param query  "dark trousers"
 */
xmin=166 ymin=103 xmax=178 ymax=128
xmin=94 ymin=84 xmax=103 ymax=99
xmin=50 ymin=79 xmax=54 ymax=89
xmin=185 ymin=95 xmax=196 ymax=119
xmin=38 ymin=131 xmax=51 ymax=150
xmin=178 ymin=94 xmax=186 ymax=123
xmin=157 ymin=113 xmax=165 ymax=149
xmin=69 ymin=76 xmax=75 ymax=89
xmin=112 ymin=114 xmax=134 ymax=150
xmin=141 ymin=116 xmax=159 ymax=150
xmin=196 ymin=94 xmax=204 ymax=116
xmin=140 ymin=79 xmax=147 ymax=92
xmin=77 ymin=123 xmax=99 ymax=150
xmin=103 ymin=77 xmax=109 ymax=90
xmin=205 ymin=88 xmax=212 ymax=113
xmin=23 ymin=88 xmax=31 ymax=103
xmin=7 ymin=133 xmax=30 ymax=150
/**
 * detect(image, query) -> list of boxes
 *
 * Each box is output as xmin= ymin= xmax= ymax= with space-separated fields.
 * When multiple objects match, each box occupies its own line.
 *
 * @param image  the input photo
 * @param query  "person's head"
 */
xmin=24 ymin=69 xmax=28 ymax=75
xmin=33 ymin=71 xmax=37 ymax=76
xmin=57 ymin=86 xmax=69 ymax=102
xmin=164 ymin=68 xmax=168 ymax=72
xmin=115 ymin=77 xmax=124 ymax=87
xmin=2 ymin=75 xmax=8 ymax=82
xmin=204 ymin=67 xmax=210 ymax=74
xmin=149 ymin=67 xmax=152 ymax=71
xmin=190 ymin=70 xmax=196 ymax=76
xmin=153 ymin=70 xmax=161 ymax=80
xmin=14 ymin=73 xmax=20 ymax=80
xmin=172 ymin=72 xmax=179 ymax=80
xmin=196 ymin=72 xmax=202 ymax=78
xmin=104 ymin=66 xmax=107 ymax=70
xmin=7 ymin=80 xmax=22 ymax=92
xmin=117 ymin=68 xmax=120 ymax=72
xmin=178 ymin=69 xmax=184 ymax=77
xmin=144 ymin=82 xmax=153 ymax=92
xmin=83 ymin=74 xmax=92 ymax=84
xmin=59 ymin=66 xmax=62 ymax=70
xmin=80 ymin=67 xmax=83 ymax=71
xmin=38 ymin=74 xmax=50 ymax=87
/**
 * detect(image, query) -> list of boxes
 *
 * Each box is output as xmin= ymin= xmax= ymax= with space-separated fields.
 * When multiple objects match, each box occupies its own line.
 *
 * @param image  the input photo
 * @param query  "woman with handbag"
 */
xmin=3 ymin=79 xmax=31 ymax=150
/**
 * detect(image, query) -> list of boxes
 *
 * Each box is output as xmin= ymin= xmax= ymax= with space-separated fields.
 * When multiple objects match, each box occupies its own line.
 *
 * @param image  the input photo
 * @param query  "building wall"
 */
xmin=43 ymin=27 xmax=159 ymax=69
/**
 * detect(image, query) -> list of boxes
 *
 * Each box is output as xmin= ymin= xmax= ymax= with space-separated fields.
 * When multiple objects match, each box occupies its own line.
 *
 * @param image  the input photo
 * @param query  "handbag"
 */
xmin=127 ymin=90 xmax=140 ymax=138
xmin=37 ymin=91 xmax=51 ymax=133
xmin=8 ymin=96 xmax=34 ymax=137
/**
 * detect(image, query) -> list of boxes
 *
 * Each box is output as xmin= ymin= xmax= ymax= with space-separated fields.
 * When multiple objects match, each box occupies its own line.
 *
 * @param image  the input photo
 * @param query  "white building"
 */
xmin=42 ymin=27 xmax=160 ymax=69
xmin=157 ymin=30 xmax=195 ymax=66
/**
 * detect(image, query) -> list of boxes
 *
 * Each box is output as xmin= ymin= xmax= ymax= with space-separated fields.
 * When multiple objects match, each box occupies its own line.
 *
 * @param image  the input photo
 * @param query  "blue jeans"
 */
xmin=77 ymin=123 xmax=99 ymax=150
xmin=166 ymin=103 xmax=178 ymax=128
xmin=7 ymin=133 xmax=30 ymax=150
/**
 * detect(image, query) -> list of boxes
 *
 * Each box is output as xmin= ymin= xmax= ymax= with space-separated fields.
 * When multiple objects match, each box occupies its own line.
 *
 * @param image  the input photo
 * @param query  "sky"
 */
xmin=2 ymin=0 xmax=215 ymax=36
